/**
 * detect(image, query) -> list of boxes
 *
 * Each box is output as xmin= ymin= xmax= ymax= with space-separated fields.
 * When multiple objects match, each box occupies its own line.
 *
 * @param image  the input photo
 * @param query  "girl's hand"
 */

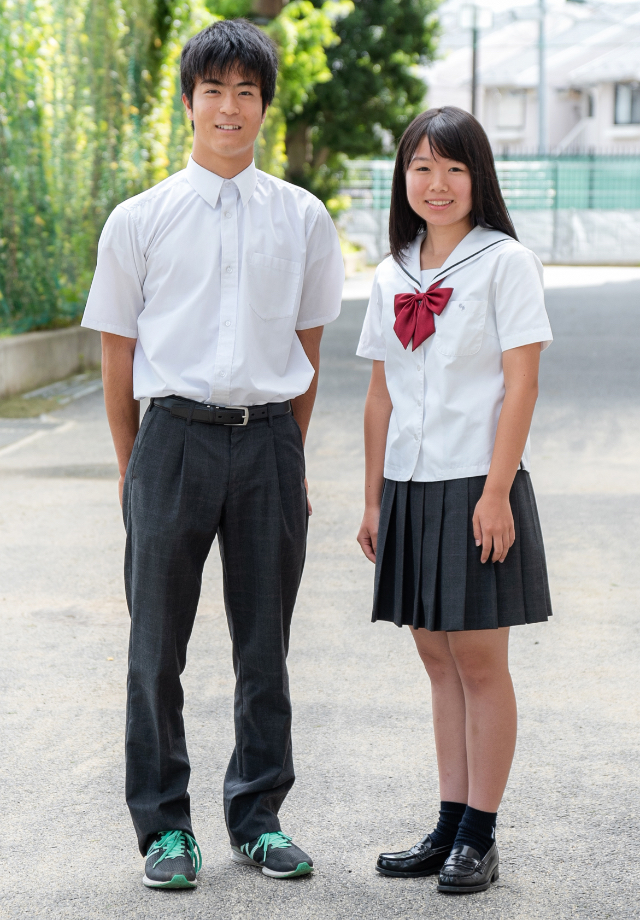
xmin=357 ymin=506 xmax=380 ymax=563
xmin=472 ymin=491 xmax=515 ymax=564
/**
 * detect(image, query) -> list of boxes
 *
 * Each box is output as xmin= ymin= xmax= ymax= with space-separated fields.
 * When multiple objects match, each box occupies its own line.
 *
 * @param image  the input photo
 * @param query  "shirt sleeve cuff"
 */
xmin=500 ymin=328 xmax=553 ymax=352
xmin=295 ymin=307 xmax=341 ymax=331
xmin=356 ymin=345 xmax=386 ymax=361
xmin=81 ymin=317 xmax=138 ymax=338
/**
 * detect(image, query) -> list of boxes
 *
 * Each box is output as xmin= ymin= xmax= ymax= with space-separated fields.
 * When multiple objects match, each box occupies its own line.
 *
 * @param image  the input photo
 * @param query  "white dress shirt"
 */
xmin=81 ymin=157 xmax=344 ymax=405
xmin=357 ymin=225 xmax=553 ymax=482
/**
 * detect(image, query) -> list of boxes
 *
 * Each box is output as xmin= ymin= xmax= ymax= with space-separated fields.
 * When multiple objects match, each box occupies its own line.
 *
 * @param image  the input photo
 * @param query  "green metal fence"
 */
xmin=343 ymin=155 xmax=640 ymax=211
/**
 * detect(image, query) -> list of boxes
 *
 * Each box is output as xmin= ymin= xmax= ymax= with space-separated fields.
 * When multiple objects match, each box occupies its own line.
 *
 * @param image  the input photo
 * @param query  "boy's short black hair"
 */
xmin=181 ymin=19 xmax=278 ymax=114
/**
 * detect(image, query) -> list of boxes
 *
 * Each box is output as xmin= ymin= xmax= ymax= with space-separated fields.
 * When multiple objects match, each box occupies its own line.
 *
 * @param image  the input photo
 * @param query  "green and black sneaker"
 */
xmin=143 ymin=830 xmax=202 ymax=889
xmin=231 ymin=831 xmax=313 ymax=878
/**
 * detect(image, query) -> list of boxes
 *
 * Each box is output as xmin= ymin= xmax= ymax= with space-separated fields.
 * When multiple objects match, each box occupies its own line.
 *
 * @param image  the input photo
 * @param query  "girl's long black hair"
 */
xmin=389 ymin=106 xmax=517 ymax=263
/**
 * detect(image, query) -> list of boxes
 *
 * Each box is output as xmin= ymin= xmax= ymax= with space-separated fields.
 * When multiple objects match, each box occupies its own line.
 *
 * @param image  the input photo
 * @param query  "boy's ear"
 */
xmin=261 ymin=102 xmax=269 ymax=125
xmin=182 ymin=92 xmax=194 ymax=122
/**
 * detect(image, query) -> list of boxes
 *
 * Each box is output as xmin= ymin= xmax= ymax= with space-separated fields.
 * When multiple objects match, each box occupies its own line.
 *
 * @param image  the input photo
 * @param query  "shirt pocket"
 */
xmin=248 ymin=251 xmax=302 ymax=320
xmin=434 ymin=300 xmax=488 ymax=356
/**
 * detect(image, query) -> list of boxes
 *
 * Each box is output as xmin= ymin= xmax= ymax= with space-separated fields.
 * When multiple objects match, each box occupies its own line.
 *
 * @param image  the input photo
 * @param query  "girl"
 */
xmin=356 ymin=107 xmax=553 ymax=895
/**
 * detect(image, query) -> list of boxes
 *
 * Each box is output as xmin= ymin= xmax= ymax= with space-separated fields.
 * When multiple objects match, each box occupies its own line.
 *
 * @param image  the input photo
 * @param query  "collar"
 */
xmin=394 ymin=225 xmax=512 ymax=290
xmin=186 ymin=156 xmax=257 ymax=208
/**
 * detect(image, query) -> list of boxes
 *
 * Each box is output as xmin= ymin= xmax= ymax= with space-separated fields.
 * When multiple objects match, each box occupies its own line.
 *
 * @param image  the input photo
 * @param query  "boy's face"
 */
xmin=182 ymin=67 xmax=267 ymax=170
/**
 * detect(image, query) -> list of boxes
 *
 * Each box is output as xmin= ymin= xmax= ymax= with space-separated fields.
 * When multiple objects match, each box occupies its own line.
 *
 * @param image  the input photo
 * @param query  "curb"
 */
xmin=0 ymin=327 xmax=101 ymax=399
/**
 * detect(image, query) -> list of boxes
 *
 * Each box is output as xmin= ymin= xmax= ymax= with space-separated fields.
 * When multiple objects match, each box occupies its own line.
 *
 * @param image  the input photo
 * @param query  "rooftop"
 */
xmin=422 ymin=0 xmax=640 ymax=90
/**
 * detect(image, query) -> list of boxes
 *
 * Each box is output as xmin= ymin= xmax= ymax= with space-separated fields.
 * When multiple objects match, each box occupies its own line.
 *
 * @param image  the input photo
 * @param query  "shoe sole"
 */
xmin=437 ymin=868 xmax=499 ymax=894
xmin=376 ymin=864 xmax=444 ymax=878
xmin=143 ymin=873 xmax=197 ymax=889
xmin=230 ymin=848 xmax=314 ymax=878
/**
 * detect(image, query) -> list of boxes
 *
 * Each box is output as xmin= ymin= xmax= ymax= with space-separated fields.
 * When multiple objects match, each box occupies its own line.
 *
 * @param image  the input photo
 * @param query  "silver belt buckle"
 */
xmin=226 ymin=405 xmax=250 ymax=426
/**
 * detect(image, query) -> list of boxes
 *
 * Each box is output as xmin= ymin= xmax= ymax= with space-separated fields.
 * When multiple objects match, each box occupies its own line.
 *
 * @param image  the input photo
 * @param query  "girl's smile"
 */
xmin=425 ymin=199 xmax=454 ymax=209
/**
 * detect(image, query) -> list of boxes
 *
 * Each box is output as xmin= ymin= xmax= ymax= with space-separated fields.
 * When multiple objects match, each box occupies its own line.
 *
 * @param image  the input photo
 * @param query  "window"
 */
xmin=615 ymin=83 xmax=640 ymax=124
xmin=497 ymin=90 xmax=526 ymax=129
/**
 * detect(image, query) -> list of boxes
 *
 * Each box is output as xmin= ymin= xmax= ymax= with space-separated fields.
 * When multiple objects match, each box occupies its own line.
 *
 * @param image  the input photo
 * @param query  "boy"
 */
xmin=82 ymin=18 xmax=344 ymax=888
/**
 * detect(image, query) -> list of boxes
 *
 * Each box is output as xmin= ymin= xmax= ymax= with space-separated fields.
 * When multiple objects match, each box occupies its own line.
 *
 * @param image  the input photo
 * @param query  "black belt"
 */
xmin=151 ymin=395 xmax=291 ymax=427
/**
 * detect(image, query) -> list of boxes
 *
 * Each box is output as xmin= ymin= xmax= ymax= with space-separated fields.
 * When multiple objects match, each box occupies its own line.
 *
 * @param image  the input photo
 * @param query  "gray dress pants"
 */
xmin=122 ymin=403 xmax=307 ymax=855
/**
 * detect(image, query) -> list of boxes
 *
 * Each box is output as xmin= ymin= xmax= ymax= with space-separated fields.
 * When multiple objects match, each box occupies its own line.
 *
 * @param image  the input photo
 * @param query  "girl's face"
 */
xmin=405 ymin=136 xmax=473 ymax=230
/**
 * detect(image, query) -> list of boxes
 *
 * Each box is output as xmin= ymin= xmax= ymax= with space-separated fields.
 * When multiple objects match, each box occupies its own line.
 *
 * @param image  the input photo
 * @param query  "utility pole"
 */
xmin=471 ymin=7 xmax=479 ymax=116
xmin=538 ymin=0 xmax=547 ymax=152
xmin=460 ymin=6 xmax=492 ymax=119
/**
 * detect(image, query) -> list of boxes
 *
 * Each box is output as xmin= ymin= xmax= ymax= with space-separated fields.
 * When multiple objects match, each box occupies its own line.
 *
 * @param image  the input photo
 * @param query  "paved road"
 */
xmin=2 ymin=272 xmax=640 ymax=919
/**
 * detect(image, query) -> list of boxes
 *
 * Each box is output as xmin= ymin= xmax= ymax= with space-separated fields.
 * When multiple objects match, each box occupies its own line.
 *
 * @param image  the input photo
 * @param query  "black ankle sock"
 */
xmin=453 ymin=805 xmax=497 ymax=858
xmin=428 ymin=801 xmax=468 ymax=848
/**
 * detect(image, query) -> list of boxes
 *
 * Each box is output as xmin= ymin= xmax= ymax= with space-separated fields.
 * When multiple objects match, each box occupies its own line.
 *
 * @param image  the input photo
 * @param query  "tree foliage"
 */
xmin=0 ymin=0 xmax=349 ymax=332
xmin=0 ymin=0 xmax=435 ymax=332
xmin=284 ymin=0 xmax=439 ymax=204
xmin=0 ymin=0 xmax=216 ymax=332
xmin=256 ymin=1 xmax=349 ymax=179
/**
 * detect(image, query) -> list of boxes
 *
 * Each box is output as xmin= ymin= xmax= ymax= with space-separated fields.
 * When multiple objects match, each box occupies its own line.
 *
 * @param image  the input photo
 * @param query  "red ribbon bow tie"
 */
xmin=394 ymin=282 xmax=454 ymax=351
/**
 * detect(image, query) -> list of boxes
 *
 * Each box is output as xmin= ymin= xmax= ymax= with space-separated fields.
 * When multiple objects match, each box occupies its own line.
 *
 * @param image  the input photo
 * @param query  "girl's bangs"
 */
xmin=403 ymin=114 xmax=468 ymax=169
xmin=424 ymin=118 xmax=468 ymax=164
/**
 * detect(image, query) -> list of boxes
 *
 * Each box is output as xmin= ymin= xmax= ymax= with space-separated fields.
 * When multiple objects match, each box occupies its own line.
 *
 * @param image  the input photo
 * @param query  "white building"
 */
xmin=340 ymin=0 xmax=640 ymax=263
xmin=423 ymin=0 xmax=640 ymax=152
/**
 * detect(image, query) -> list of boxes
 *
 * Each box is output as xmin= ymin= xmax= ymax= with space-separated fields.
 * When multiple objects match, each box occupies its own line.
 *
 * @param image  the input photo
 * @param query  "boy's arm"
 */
xmin=291 ymin=325 xmax=324 ymax=515
xmin=101 ymin=332 xmax=139 ymax=506
xmin=291 ymin=326 xmax=323 ymax=444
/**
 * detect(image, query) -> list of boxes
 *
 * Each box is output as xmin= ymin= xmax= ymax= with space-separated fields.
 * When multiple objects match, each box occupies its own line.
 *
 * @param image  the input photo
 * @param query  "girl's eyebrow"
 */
xmin=411 ymin=155 xmax=464 ymax=165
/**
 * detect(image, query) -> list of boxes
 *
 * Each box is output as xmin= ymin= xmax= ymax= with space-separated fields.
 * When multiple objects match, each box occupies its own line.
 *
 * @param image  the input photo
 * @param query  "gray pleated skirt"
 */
xmin=372 ymin=471 xmax=552 ymax=631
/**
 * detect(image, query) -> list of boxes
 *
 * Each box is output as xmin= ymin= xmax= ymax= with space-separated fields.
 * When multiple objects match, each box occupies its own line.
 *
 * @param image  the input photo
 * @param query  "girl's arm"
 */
xmin=357 ymin=360 xmax=393 ymax=562
xmin=474 ymin=342 xmax=541 ymax=564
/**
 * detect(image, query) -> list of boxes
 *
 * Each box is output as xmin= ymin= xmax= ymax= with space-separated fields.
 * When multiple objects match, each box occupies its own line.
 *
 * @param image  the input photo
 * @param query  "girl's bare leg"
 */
xmin=411 ymin=627 xmax=468 ymax=803
xmin=447 ymin=627 xmax=517 ymax=813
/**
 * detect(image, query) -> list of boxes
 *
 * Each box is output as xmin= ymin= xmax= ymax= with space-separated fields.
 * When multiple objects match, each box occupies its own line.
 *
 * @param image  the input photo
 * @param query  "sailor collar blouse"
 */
xmin=356 ymin=225 xmax=553 ymax=483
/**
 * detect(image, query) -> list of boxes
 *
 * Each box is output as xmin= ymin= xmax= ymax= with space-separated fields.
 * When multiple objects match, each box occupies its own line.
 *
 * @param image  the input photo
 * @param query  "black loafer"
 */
xmin=376 ymin=834 xmax=452 ymax=878
xmin=437 ymin=842 xmax=499 ymax=894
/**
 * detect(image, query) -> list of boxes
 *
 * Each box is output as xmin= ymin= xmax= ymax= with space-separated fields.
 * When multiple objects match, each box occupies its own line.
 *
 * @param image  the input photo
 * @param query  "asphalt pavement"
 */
xmin=1 ymin=268 xmax=639 ymax=919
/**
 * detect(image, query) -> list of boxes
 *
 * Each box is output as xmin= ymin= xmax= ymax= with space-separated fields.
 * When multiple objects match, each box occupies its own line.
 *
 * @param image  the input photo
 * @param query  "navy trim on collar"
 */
xmin=394 ymin=235 xmax=511 ymax=291
xmin=432 ymin=239 xmax=510 ymax=283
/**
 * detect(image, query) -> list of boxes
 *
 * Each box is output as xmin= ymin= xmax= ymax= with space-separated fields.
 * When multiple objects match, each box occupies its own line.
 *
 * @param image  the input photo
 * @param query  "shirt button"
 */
xmin=414 ymin=434 xmax=419 ymax=441
xmin=220 ymin=371 xmax=226 ymax=377
xmin=226 ymin=266 xmax=232 ymax=274
xmin=225 ymin=320 xmax=231 ymax=327
xmin=224 ymin=211 xmax=231 ymax=219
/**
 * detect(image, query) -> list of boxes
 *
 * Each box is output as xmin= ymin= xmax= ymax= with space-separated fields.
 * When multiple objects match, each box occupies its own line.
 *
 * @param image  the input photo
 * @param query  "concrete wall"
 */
xmin=339 ymin=209 xmax=390 ymax=265
xmin=513 ymin=209 xmax=640 ymax=264
xmin=339 ymin=207 xmax=640 ymax=266
xmin=0 ymin=326 xmax=101 ymax=399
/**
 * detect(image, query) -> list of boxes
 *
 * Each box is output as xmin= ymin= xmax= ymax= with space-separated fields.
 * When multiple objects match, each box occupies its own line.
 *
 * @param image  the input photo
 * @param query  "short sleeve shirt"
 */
xmin=357 ymin=226 xmax=553 ymax=482
xmin=82 ymin=157 xmax=345 ymax=405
